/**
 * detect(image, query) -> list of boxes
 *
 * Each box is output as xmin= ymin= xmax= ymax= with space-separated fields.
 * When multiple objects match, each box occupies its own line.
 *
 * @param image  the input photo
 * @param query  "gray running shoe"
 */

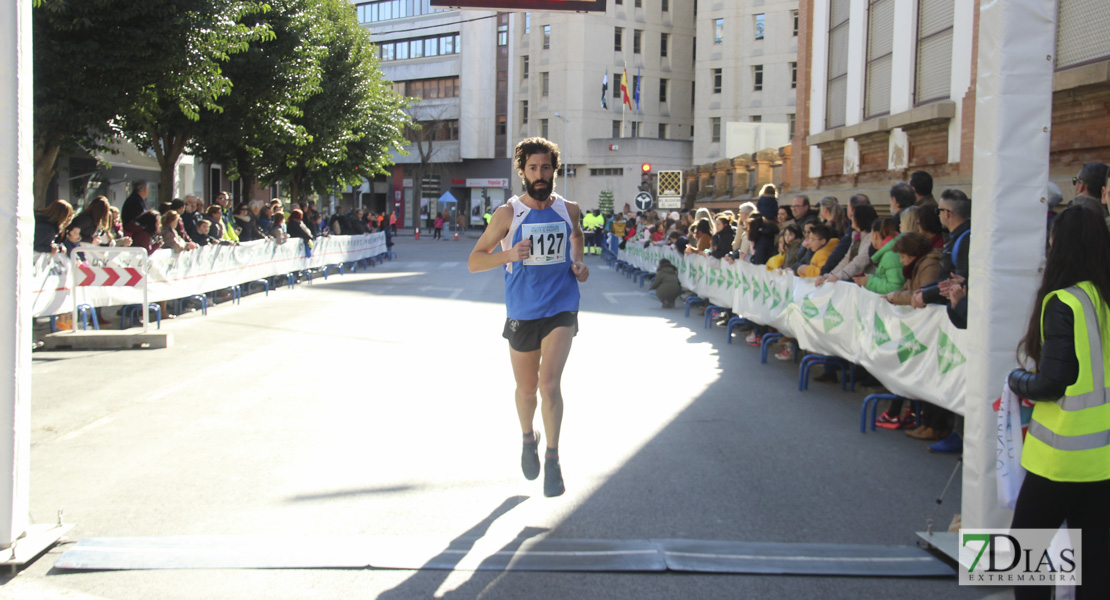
xmin=544 ymin=458 xmax=564 ymax=497
xmin=521 ymin=432 xmax=541 ymax=480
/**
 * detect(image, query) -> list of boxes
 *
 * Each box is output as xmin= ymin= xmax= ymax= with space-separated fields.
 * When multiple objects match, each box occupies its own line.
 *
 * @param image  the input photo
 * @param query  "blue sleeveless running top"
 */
xmin=501 ymin=194 xmax=580 ymax=320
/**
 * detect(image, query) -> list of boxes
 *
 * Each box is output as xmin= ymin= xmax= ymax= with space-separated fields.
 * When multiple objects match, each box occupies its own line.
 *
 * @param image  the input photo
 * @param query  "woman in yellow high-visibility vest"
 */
xmin=1009 ymin=205 xmax=1110 ymax=599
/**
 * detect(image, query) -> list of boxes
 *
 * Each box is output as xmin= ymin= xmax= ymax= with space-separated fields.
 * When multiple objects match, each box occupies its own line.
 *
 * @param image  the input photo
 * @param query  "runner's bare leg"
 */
xmin=509 ymin=347 xmax=541 ymax=436
xmin=536 ymin=325 xmax=574 ymax=449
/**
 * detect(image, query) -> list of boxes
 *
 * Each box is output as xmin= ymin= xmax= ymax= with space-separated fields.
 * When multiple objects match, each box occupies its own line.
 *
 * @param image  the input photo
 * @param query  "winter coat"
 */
xmin=887 ymin=250 xmax=941 ymax=305
xmin=864 ymin=238 xmax=907 ymax=294
xmin=124 ymin=221 xmax=162 ymax=255
xmin=797 ymin=238 xmax=840 ymax=277
xmin=649 ymin=262 xmax=682 ymax=304
xmin=829 ymin=233 xmax=875 ymax=280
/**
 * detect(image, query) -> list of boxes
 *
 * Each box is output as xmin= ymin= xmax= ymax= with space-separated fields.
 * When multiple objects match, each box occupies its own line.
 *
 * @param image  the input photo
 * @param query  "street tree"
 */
xmin=264 ymin=0 xmax=410 ymax=205
xmin=113 ymin=0 xmax=272 ymax=204
xmin=31 ymin=1 xmax=170 ymax=207
xmin=192 ymin=0 xmax=329 ymax=203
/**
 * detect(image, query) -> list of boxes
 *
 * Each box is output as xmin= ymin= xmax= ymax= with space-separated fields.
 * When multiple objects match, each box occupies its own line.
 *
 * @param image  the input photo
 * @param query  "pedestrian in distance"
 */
xmin=467 ymin=136 xmax=589 ymax=498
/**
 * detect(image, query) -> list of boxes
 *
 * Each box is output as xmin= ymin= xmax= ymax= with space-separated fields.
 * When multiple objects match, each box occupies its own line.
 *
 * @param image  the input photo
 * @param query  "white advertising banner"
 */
xmin=618 ymin=244 xmax=969 ymax=415
xmin=32 ymin=232 xmax=387 ymax=318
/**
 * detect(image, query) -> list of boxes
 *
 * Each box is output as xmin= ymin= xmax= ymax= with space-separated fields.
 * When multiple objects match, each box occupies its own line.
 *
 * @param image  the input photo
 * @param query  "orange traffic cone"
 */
xmin=415 ymin=227 xmax=420 ymax=240
xmin=454 ymin=230 xmax=458 ymax=241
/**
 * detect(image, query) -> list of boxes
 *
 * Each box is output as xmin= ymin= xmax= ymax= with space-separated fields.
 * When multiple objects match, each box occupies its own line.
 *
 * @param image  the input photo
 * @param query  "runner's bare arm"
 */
xmin=566 ymin=202 xmax=589 ymax=282
xmin=468 ymin=205 xmax=531 ymax=273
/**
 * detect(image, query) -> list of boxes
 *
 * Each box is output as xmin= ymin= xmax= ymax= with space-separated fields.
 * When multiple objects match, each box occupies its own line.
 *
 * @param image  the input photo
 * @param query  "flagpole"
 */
xmin=621 ymin=61 xmax=626 ymax=138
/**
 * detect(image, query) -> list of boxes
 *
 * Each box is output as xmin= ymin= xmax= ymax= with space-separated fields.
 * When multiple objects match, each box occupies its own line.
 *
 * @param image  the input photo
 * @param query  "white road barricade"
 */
xmin=619 ymin=243 xmax=969 ymax=415
xmin=32 ymin=232 xmax=387 ymax=318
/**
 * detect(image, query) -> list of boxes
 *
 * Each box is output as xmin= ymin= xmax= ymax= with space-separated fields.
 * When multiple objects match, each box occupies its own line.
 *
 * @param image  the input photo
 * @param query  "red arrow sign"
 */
xmin=124 ymin=268 xmax=143 ymax=286
xmin=78 ymin=264 xmax=96 ymax=287
xmin=102 ymin=267 xmax=120 ymax=286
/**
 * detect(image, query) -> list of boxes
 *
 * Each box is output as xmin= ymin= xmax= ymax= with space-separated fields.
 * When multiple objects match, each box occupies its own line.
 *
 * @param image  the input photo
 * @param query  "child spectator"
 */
xmin=160 ymin=211 xmax=197 ymax=252
xmin=855 ymin=218 xmax=904 ymax=293
xmin=796 ymin=224 xmax=839 ymax=277
xmin=686 ymin=218 xmax=713 ymax=254
xmin=649 ymin=259 xmax=681 ymax=308
xmin=885 ymin=232 xmax=941 ymax=305
xmin=765 ymin=224 xmax=802 ymax=271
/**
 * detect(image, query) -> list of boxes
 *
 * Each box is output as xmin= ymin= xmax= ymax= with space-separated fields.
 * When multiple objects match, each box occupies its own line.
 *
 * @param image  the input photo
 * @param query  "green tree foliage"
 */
xmin=112 ymin=0 xmax=273 ymax=204
xmin=263 ymin=0 xmax=411 ymax=204
xmin=191 ymin=0 xmax=327 ymax=203
xmin=31 ymin=0 xmax=179 ymax=206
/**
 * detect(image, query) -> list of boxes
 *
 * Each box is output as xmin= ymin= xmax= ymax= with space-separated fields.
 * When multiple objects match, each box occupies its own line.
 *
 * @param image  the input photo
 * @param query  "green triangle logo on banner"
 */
xmin=938 ymin=331 xmax=967 ymax=374
xmin=762 ymin=282 xmax=772 ymax=306
xmin=855 ymin=307 xmax=866 ymax=337
xmin=802 ymin=298 xmax=819 ymax=319
xmin=742 ymin=273 xmax=750 ymax=295
xmin=726 ymin=269 xmax=735 ymax=289
xmin=771 ymin=285 xmax=783 ymax=310
xmin=897 ymin=323 xmax=928 ymax=363
xmin=873 ymin=313 xmax=892 ymax=348
xmin=824 ymin=302 xmax=844 ymax=332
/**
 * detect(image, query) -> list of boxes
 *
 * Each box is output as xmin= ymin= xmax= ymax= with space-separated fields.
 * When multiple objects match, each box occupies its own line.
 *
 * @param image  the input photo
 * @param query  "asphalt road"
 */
xmin=10 ymin=233 xmax=997 ymax=599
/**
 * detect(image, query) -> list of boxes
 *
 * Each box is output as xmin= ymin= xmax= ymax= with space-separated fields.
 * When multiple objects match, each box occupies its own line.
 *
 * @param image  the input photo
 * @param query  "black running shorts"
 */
xmin=503 ymin=311 xmax=579 ymax=352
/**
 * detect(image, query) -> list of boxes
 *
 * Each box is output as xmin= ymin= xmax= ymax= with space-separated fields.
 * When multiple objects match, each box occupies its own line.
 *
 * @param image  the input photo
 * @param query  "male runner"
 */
xmin=468 ymin=137 xmax=589 ymax=497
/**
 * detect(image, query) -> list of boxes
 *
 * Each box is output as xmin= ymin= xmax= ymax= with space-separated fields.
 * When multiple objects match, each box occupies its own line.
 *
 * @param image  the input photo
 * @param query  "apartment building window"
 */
xmin=630 ymin=121 xmax=640 ymax=138
xmin=356 ymin=0 xmax=445 ymax=24
xmin=711 ymin=117 xmax=721 ymax=143
xmin=659 ymin=78 xmax=668 ymax=102
xmin=712 ymin=68 xmax=722 ymax=93
xmin=614 ymin=72 xmax=622 ymax=99
xmin=522 ymin=56 xmax=529 ymax=79
xmin=714 ymin=18 xmax=724 ymax=44
xmin=866 ymin=0 xmax=895 ymax=117
xmin=915 ymin=0 xmax=954 ymax=104
xmin=755 ymin=14 xmax=765 ymax=40
xmin=524 ymin=12 xmax=530 ymax=34
xmin=379 ymin=34 xmax=460 ymax=62
xmin=635 ymin=0 xmax=642 ymax=7
xmin=791 ymin=62 xmax=798 ymax=88
xmin=542 ymin=72 xmax=549 ymax=96
xmin=634 ymin=29 xmax=642 ymax=54
xmin=497 ymin=115 xmax=506 ymax=136
xmin=751 ymin=115 xmax=762 ymax=123
xmin=658 ymin=123 xmax=667 ymax=139
xmin=541 ymin=119 xmax=549 ymax=139
xmin=753 ymin=65 xmax=763 ymax=91
xmin=614 ymin=27 xmax=623 ymax=52
xmin=404 ymin=77 xmax=460 ymax=100
xmin=498 ymin=23 xmax=508 ymax=46
xmin=662 ymin=0 xmax=669 ymax=12
xmin=660 ymin=32 xmax=669 ymax=57
xmin=543 ymin=25 xmax=551 ymax=49
xmin=521 ymin=101 xmax=529 ymax=124
xmin=789 ymin=114 xmax=796 ymax=139
xmin=408 ymin=120 xmax=459 ymax=142
xmin=591 ymin=167 xmax=622 ymax=176
xmin=1056 ymin=1 xmax=1110 ymax=69
xmin=826 ymin=0 xmax=851 ymax=129
xmin=793 ymin=10 xmax=799 ymax=36
xmin=614 ymin=0 xmax=622 ymax=4
xmin=612 ymin=120 xmax=621 ymax=137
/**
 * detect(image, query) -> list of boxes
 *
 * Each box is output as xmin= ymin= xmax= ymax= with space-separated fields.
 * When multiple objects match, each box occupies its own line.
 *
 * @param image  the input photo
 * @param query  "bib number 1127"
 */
xmin=521 ymin=222 xmax=567 ymax=265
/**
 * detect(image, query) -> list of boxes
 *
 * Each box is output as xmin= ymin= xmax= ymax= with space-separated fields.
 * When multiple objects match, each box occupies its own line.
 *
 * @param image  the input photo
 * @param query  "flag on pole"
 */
xmin=635 ymin=66 xmax=641 ymax=111
xmin=603 ymin=69 xmax=612 ymax=108
xmin=620 ymin=68 xmax=632 ymax=110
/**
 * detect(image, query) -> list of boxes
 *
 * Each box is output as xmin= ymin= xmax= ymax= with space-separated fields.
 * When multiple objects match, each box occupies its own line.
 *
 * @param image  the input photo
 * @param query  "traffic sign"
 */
xmin=634 ymin=192 xmax=653 ymax=211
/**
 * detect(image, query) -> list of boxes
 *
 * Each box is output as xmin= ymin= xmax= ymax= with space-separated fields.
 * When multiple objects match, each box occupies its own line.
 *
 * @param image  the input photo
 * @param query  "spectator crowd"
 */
xmin=601 ymin=165 xmax=1110 ymax=456
xmin=33 ymin=179 xmax=395 ymax=326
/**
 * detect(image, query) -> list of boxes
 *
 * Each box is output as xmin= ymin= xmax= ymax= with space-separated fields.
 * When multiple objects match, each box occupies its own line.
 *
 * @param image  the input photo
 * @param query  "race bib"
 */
xmin=521 ymin=222 xmax=568 ymax=266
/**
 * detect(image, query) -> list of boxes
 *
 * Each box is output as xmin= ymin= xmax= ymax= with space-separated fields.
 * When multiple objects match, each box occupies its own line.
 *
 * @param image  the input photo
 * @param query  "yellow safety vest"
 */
xmin=1022 ymin=283 xmax=1110 ymax=482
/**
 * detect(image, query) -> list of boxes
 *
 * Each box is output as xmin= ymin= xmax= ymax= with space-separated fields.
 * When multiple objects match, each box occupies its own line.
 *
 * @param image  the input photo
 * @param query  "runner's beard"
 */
xmin=525 ymin=176 xmax=555 ymax=202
